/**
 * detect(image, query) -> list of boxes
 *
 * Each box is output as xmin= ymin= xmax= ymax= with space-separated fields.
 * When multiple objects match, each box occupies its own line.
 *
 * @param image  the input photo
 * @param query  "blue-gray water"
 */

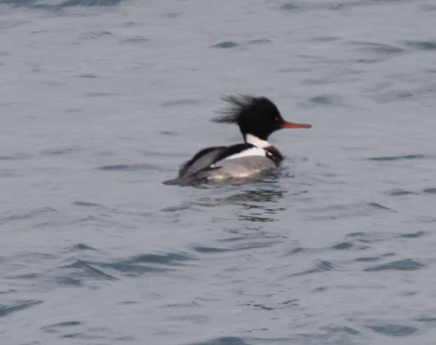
xmin=1 ymin=1 xmax=436 ymax=344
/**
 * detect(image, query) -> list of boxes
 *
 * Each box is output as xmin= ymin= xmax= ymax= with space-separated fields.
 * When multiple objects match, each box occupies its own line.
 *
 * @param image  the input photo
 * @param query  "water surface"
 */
xmin=1 ymin=0 xmax=436 ymax=344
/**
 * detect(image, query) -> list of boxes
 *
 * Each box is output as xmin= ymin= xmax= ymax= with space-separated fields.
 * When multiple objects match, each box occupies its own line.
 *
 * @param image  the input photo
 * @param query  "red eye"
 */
xmin=274 ymin=117 xmax=280 ymax=122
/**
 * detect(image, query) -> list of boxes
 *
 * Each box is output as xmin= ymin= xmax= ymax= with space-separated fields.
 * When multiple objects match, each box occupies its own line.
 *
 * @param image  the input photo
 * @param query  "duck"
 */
xmin=162 ymin=95 xmax=311 ymax=186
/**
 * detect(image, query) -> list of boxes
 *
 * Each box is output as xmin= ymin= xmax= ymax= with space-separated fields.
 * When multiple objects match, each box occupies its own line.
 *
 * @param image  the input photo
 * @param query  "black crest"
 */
xmin=212 ymin=95 xmax=280 ymax=122
xmin=211 ymin=95 xmax=259 ymax=124
xmin=211 ymin=95 xmax=283 ymax=141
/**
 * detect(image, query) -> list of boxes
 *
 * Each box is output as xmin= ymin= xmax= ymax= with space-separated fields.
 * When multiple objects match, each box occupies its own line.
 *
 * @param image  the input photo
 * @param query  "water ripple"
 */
xmin=293 ymin=260 xmax=334 ymax=276
xmin=366 ymin=324 xmax=418 ymax=336
xmin=0 ymin=300 xmax=42 ymax=317
xmin=364 ymin=259 xmax=425 ymax=271
xmin=190 ymin=337 xmax=250 ymax=345
xmin=367 ymin=154 xmax=425 ymax=161
xmin=212 ymin=42 xmax=239 ymax=49
xmin=404 ymin=40 xmax=436 ymax=51
xmin=98 ymin=163 xmax=158 ymax=171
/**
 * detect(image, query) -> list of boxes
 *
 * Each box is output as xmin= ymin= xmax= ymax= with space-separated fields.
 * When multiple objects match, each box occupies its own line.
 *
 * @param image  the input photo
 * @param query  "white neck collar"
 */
xmin=245 ymin=133 xmax=270 ymax=148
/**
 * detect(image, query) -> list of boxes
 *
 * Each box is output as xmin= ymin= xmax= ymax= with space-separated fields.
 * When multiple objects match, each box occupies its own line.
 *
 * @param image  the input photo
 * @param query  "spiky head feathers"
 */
xmin=211 ymin=95 xmax=285 ymax=140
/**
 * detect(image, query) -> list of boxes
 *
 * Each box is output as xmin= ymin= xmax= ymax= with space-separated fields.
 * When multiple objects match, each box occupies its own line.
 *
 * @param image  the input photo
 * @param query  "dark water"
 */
xmin=1 ymin=0 xmax=436 ymax=344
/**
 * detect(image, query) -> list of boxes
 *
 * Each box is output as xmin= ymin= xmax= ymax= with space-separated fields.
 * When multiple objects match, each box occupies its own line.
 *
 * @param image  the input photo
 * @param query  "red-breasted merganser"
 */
xmin=163 ymin=95 xmax=311 ymax=186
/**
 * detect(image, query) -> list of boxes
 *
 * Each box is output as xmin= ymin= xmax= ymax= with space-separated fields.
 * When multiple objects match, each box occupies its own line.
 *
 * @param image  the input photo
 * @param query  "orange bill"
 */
xmin=281 ymin=121 xmax=312 ymax=129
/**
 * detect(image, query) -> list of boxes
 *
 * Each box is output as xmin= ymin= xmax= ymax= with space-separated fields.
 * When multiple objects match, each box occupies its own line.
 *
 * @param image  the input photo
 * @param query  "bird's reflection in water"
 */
xmin=190 ymin=169 xmax=295 ymax=223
